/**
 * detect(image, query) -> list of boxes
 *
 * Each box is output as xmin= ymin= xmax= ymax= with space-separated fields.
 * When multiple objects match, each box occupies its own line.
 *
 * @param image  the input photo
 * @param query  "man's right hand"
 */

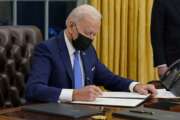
xmin=158 ymin=66 xmax=168 ymax=77
xmin=72 ymin=85 xmax=102 ymax=101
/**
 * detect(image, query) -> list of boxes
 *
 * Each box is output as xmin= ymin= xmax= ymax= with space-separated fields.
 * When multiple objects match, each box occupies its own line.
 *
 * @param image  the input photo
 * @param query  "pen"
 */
xmin=129 ymin=110 xmax=154 ymax=115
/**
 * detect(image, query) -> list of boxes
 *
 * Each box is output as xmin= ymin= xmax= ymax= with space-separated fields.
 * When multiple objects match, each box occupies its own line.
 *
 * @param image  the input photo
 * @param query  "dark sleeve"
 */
xmin=91 ymin=47 xmax=133 ymax=92
xmin=25 ymin=43 xmax=61 ymax=102
xmin=151 ymin=0 xmax=166 ymax=67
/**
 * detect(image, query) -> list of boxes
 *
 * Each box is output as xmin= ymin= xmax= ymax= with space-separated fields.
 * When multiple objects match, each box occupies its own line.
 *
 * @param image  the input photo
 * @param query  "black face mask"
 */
xmin=72 ymin=24 xmax=93 ymax=51
xmin=72 ymin=33 xmax=92 ymax=51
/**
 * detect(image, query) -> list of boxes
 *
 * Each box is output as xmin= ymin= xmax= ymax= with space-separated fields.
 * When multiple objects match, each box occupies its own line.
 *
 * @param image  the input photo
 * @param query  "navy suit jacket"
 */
xmin=26 ymin=31 xmax=133 ymax=102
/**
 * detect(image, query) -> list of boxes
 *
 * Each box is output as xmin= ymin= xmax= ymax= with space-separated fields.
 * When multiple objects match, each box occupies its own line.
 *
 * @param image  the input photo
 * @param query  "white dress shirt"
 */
xmin=58 ymin=32 xmax=139 ymax=103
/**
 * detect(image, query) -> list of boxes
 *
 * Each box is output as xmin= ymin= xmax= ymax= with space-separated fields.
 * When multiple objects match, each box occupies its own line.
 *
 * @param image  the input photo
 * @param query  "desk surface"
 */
xmin=0 ymin=98 xmax=180 ymax=120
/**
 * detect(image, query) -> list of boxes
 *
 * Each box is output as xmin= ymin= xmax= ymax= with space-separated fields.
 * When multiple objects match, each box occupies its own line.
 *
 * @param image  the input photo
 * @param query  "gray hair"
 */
xmin=66 ymin=4 xmax=101 ymax=26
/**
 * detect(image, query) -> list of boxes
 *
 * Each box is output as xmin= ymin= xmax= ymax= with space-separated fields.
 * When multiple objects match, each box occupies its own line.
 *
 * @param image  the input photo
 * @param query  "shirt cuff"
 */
xmin=58 ymin=89 xmax=73 ymax=103
xmin=129 ymin=82 xmax=139 ymax=92
xmin=157 ymin=64 xmax=167 ymax=68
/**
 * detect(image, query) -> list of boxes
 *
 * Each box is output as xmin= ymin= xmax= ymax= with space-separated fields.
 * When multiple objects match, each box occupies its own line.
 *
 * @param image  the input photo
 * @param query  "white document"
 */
xmin=101 ymin=92 xmax=149 ymax=99
xmin=71 ymin=98 xmax=145 ymax=107
xmin=71 ymin=91 xmax=149 ymax=107
xmin=155 ymin=89 xmax=179 ymax=98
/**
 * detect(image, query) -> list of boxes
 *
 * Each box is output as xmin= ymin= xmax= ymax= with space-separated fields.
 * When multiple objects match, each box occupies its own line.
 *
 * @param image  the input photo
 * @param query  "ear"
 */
xmin=69 ymin=21 xmax=74 ymax=28
xmin=67 ymin=21 xmax=74 ymax=34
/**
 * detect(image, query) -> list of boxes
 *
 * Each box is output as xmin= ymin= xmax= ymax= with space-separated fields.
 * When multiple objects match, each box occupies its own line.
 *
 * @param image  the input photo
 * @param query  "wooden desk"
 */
xmin=0 ymin=98 xmax=180 ymax=120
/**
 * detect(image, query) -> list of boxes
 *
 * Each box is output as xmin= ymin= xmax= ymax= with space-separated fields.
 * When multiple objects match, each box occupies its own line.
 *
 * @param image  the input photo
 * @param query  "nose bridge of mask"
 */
xmin=73 ymin=24 xmax=79 ymax=37
xmin=74 ymin=24 xmax=93 ymax=40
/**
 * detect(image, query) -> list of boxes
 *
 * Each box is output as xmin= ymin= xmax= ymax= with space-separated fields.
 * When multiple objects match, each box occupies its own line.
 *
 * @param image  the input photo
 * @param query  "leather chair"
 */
xmin=0 ymin=26 xmax=42 ymax=107
xmin=0 ymin=28 xmax=11 ymax=47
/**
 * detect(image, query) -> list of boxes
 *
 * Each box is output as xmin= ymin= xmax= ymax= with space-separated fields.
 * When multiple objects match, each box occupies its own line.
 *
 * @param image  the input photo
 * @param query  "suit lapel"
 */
xmin=57 ymin=32 xmax=74 ymax=85
xmin=80 ymin=51 xmax=92 ymax=85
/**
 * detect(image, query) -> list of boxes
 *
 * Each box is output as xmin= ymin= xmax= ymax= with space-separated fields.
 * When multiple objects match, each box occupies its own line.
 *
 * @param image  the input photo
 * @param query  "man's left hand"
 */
xmin=133 ymin=84 xmax=157 ymax=97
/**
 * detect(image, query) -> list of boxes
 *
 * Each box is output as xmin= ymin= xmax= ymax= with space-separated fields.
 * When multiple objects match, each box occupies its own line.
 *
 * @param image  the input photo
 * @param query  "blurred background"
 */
xmin=0 ymin=0 xmax=158 ymax=84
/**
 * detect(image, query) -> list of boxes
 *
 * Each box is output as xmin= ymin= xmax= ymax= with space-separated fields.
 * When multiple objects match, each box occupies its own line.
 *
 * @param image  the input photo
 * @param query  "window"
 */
xmin=0 ymin=0 xmax=88 ymax=39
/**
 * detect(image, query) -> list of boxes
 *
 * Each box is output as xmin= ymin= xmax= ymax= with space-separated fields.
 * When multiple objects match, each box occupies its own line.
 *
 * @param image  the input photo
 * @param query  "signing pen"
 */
xmin=129 ymin=110 xmax=154 ymax=115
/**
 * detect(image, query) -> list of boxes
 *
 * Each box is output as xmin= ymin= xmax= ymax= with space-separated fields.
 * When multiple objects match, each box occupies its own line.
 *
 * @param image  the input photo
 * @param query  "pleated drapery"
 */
xmin=89 ymin=0 xmax=158 ymax=83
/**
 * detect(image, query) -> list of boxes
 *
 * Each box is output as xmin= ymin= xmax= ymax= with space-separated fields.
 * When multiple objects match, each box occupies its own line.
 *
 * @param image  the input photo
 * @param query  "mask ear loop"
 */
xmin=71 ymin=22 xmax=79 ymax=34
xmin=69 ymin=22 xmax=79 ymax=40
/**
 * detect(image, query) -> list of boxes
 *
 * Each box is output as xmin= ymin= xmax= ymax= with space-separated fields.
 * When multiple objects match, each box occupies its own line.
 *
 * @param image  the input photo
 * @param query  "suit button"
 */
xmin=86 ymin=77 xmax=91 ymax=85
xmin=82 ymin=52 xmax=86 ymax=55
xmin=86 ymin=77 xmax=90 ymax=80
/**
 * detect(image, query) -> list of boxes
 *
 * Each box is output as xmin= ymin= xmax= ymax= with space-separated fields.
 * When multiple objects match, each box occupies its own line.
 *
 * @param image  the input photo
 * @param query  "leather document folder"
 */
xmin=113 ymin=107 xmax=180 ymax=120
xmin=23 ymin=103 xmax=102 ymax=119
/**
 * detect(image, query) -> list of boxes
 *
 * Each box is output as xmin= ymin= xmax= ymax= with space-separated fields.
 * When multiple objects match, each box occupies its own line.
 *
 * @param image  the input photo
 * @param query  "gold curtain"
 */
xmin=89 ymin=0 xmax=158 ymax=83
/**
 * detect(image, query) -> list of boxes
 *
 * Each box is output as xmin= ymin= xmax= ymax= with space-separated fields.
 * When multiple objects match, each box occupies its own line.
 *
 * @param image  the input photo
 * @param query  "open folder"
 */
xmin=71 ymin=92 xmax=150 ymax=107
xmin=155 ymin=89 xmax=180 ymax=99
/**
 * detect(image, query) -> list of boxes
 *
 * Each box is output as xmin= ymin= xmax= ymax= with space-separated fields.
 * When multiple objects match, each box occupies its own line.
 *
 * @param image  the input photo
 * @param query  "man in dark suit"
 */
xmin=26 ymin=4 xmax=157 ymax=102
xmin=151 ymin=0 xmax=180 ymax=77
